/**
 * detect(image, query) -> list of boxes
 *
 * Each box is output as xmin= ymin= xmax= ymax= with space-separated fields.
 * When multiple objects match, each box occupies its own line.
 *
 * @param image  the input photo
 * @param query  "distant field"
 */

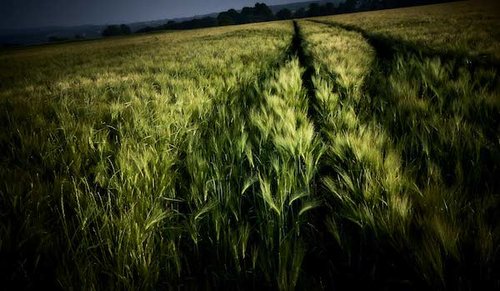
xmin=1 ymin=1 xmax=499 ymax=290
xmin=320 ymin=0 xmax=500 ymax=58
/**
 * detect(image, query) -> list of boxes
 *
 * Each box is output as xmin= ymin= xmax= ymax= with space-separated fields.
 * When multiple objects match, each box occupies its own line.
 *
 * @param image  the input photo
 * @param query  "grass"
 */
xmin=1 ymin=1 xmax=499 ymax=290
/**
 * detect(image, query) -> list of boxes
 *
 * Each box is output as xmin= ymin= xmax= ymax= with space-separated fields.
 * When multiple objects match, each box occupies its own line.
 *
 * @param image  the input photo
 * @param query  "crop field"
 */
xmin=0 ymin=0 xmax=499 ymax=290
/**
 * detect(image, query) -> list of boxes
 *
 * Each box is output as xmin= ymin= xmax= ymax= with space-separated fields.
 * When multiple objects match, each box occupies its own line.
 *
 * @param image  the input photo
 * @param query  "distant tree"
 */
xmin=358 ymin=0 xmax=372 ymax=10
xmin=120 ymin=24 xmax=132 ymax=35
xmin=338 ymin=0 xmax=359 ymax=13
xmin=137 ymin=26 xmax=154 ymax=33
xmin=191 ymin=17 xmax=217 ymax=28
xmin=165 ymin=17 xmax=217 ymax=29
xmin=241 ymin=3 xmax=274 ymax=23
xmin=218 ymin=15 xmax=235 ymax=26
xmin=240 ymin=7 xmax=254 ymax=21
xmin=294 ymin=8 xmax=307 ymax=18
xmin=254 ymin=3 xmax=274 ymax=20
xmin=276 ymin=8 xmax=292 ymax=20
xmin=308 ymin=3 xmax=321 ymax=17
xmin=324 ymin=2 xmax=336 ymax=14
xmin=102 ymin=25 xmax=121 ymax=36
xmin=48 ymin=36 xmax=69 ymax=42
xmin=102 ymin=24 xmax=132 ymax=37
xmin=217 ymin=9 xmax=240 ymax=25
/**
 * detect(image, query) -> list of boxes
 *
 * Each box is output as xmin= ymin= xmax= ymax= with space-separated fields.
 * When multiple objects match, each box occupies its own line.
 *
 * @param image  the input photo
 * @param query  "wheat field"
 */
xmin=0 ymin=1 xmax=499 ymax=290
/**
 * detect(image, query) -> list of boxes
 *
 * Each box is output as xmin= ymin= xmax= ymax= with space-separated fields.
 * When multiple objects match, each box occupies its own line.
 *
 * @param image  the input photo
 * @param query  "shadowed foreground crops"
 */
xmin=0 ymin=1 xmax=499 ymax=290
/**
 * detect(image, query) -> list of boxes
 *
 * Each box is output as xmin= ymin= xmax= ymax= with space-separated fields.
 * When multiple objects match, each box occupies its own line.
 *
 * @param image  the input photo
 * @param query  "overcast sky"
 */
xmin=0 ymin=0 xmax=303 ymax=30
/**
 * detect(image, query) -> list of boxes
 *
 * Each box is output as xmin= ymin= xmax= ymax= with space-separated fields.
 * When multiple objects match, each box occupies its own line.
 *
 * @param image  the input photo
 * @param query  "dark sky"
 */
xmin=0 ymin=0 xmax=301 ymax=30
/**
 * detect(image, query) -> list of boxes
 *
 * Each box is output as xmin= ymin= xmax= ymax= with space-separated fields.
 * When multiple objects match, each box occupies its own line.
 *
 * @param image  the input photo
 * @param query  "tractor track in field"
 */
xmin=291 ymin=20 xmax=316 ymax=105
xmin=289 ymin=20 xmax=344 ymax=287
xmin=290 ymin=20 xmax=334 ymax=192
xmin=291 ymin=20 xmax=328 ymax=142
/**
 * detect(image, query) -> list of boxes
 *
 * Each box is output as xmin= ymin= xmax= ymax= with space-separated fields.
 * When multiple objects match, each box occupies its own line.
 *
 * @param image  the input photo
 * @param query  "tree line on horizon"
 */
xmin=45 ymin=0 xmax=456 ymax=41
xmin=132 ymin=0 xmax=454 ymax=34
xmin=102 ymin=24 xmax=132 ymax=37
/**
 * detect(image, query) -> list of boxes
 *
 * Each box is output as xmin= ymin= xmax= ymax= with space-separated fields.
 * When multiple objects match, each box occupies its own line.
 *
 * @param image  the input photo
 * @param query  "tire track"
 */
xmin=290 ymin=21 xmax=326 ymax=140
